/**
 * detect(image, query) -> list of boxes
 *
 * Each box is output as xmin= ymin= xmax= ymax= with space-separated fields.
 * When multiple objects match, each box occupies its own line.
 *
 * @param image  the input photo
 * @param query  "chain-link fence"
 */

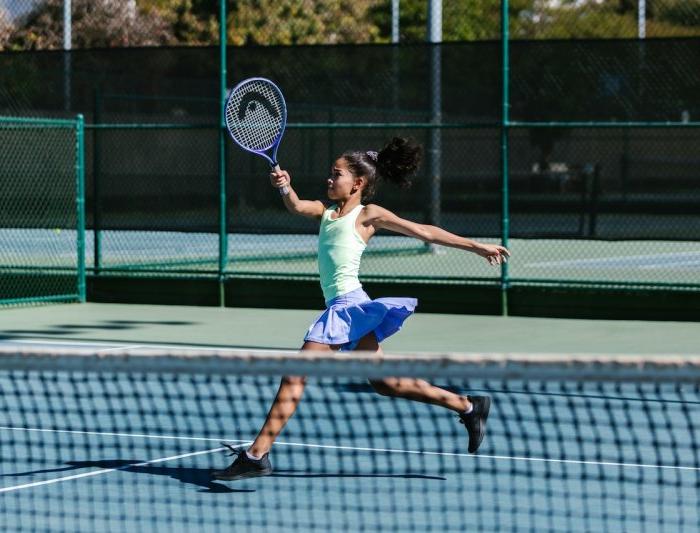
xmin=1 ymin=1 xmax=699 ymax=308
xmin=0 ymin=115 xmax=85 ymax=305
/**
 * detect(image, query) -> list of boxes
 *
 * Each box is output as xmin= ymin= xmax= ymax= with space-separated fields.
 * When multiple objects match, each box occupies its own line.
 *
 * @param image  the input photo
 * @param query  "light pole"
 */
xmin=427 ymin=0 xmax=442 ymax=252
xmin=63 ymin=0 xmax=71 ymax=111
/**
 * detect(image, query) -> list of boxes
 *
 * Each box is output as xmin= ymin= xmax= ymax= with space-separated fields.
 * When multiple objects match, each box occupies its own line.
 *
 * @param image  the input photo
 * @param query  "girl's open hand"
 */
xmin=270 ymin=169 xmax=291 ymax=190
xmin=476 ymin=243 xmax=510 ymax=266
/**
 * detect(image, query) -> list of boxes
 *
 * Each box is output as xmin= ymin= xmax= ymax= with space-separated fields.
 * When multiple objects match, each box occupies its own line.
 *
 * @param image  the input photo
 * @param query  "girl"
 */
xmin=213 ymin=137 xmax=510 ymax=481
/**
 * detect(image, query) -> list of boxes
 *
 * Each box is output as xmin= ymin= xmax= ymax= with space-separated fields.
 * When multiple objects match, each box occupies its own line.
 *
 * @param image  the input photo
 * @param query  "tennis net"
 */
xmin=0 ymin=346 xmax=698 ymax=532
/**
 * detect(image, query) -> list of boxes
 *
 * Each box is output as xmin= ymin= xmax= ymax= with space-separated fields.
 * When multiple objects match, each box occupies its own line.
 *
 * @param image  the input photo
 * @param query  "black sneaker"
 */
xmin=458 ymin=396 xmax=491 ymax=454
xmin=211 ymin=443 xmax=273 ymax=481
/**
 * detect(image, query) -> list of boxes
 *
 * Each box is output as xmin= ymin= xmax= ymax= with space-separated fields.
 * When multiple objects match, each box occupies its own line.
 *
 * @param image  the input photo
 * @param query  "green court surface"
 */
xmin=1 ymin=302 xmax=698 ymax=354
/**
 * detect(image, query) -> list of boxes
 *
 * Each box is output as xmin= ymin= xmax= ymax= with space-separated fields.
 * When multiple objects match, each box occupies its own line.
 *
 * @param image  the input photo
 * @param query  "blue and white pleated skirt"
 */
xmin=304 ymin=287 xmax=417 ymax=351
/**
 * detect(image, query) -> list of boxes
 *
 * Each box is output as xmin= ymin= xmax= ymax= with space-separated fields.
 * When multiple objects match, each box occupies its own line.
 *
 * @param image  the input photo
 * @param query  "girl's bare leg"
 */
xmin=356 ymin=333 xmax=471 ymax=413
xmin=247 ymin=341 xmax=333 ymax=457
xmin=358 ymin=332 xmax=489 ymax=454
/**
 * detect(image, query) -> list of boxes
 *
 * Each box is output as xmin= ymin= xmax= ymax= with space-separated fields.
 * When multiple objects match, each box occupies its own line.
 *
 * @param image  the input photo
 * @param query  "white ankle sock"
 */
xmin=246 ymin=451 xmax=262 ymax=461
xmin=463 ymin=404 xmax=474 ymax=415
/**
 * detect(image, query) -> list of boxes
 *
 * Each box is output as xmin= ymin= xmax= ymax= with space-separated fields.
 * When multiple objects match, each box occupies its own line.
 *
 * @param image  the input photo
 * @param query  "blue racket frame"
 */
xmin=225 ymin=77 xmax=289 ymax=194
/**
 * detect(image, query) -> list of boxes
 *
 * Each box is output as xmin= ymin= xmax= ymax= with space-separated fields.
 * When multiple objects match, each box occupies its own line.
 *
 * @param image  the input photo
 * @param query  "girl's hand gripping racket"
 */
xmin=224 ymin=77 xmax=289 ymax=195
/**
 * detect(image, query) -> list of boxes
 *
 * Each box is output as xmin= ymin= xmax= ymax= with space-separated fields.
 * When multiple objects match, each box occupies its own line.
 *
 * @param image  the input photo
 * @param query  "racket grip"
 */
xmin=272 ymin=164 xmax=290 ymax=195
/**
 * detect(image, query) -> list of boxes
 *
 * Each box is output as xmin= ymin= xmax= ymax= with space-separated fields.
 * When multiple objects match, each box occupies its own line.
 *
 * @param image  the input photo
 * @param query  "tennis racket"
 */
xmin=224 ymin=77 xmax=289 ymax=195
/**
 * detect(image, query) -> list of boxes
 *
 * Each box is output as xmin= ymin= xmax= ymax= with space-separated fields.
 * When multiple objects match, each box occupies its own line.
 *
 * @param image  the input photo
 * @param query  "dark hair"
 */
xmin=341 ymin=137 xmax=422 ymax=201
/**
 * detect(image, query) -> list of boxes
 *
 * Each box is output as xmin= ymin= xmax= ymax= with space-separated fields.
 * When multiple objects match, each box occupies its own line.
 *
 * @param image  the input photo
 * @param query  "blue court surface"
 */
xmin=1 ymin=306 xmax=700 ymax=532
xmin=1 ymin=346 xmax=699 ymax=531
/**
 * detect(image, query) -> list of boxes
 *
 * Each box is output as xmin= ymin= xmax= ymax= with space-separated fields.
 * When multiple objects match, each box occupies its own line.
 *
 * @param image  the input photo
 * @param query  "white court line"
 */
xmin=0 ymin=446 xmax=226 ymax=494
xmin=525 ymin=250 xmax=700 ymax=269
xmin=4 ymin=339 xmax=128 ymax=347
xmin=0 ymin=426 xmax=248 ymax=444
xmin=640 ymin=259 xmax=700 ymax=270
xmin=2 ymin=425 xmax=698 ymax=474
xmin=3 ymin=339 xmax=297 ymax=355
xmin=94 ymin=345 xmax=146 ymax=353
xmin=139 ymin=344 xmax=297 ymax=355
xmin=273 ymin=441 xmax=700 ymax=473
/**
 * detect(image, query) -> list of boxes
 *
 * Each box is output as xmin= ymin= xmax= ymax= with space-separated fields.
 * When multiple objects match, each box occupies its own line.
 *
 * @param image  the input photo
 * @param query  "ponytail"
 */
xmin=342 ymin=137 xmax=422 ymax=201
xmin=375 ymin=137 xmax=422 ymax=189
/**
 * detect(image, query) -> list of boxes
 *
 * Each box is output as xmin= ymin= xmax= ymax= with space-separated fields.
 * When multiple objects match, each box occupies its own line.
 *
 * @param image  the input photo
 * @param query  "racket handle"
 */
xmin=272 ymin=164 xmax=290 ymax=195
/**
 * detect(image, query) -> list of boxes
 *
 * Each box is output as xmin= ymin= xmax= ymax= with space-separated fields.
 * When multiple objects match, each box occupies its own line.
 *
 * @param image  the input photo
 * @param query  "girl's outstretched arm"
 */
xmin=271 ymin=169 xmax=325 ymax=220
xmin=363 ymin=204 xmax=510 ymax=265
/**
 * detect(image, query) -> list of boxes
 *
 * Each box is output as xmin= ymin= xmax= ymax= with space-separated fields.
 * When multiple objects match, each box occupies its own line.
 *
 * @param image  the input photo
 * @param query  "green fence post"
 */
xmin=92 ymin=88 xmax=102 ymax=274
xmin=76 ymin=114 xmax=86 ymax=302
xmin=218 ymin=0 xmax=228 ymax=307
xmin=500 ymin=0 xmax=511 ymax=316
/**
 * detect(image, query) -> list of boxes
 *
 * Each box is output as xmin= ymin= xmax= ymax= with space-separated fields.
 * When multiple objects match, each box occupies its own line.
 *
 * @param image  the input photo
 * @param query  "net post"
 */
xmin=75 ymin=114 xmax=86 ymax=303
xmin=500 ymin=0 xmax=510 ymax=316
xmin=218 ymin=0 xmax=228 ymax=307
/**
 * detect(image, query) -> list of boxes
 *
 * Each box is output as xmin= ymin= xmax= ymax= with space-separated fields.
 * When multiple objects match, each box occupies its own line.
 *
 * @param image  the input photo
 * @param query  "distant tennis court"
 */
xmin=5 ymin=228 xmax=699 ymax=287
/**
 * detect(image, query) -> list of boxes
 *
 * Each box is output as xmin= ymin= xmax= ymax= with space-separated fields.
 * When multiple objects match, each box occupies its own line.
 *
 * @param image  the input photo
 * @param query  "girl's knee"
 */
xmin=282 ymin=375 xmax=307 ymax=386
xmin=355 ymin=333 xmax=381 ymax=353
xmin=368 ymin=378 xmax=396 ymax=396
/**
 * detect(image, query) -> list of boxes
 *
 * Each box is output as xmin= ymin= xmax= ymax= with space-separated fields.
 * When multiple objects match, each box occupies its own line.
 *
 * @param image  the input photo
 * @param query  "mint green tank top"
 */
xmin=318 ymin=204 xmax=367 ymax=303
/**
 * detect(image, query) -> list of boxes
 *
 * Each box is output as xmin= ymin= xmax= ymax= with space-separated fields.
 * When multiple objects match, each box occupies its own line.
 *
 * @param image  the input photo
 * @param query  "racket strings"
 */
xmin=225 ymin=81 xmax=284 ymax=151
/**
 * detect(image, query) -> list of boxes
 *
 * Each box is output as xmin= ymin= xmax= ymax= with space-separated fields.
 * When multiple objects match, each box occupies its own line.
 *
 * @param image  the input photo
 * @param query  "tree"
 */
xmin=142 ymin=0 xmax=219 ymax=45
xmin=228 ymin=0 xmax=382 ymax=45
xmin=0 ymin=8 xmax=14 ymax=51
xmin=369 ymin=0 xmax=425 ymax=42
xmin=368 ymin=0 xmax=697 ymax=41
xmin=370 ymin=0 xmax=528 ymax=43
xmin=4 ymin=0 xmax=699 ymax=50
xmin=509 ymin=0 xmax=700 ymax=39
xmin=657 ymin=0 xmax=700 ymax=29
xmin=7 ymin=0 xmax=174 ymax=50
xmin=144 ymin=0 xmax=383 ymax=46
